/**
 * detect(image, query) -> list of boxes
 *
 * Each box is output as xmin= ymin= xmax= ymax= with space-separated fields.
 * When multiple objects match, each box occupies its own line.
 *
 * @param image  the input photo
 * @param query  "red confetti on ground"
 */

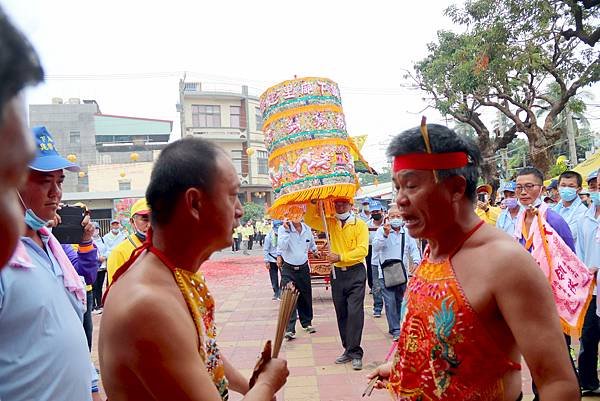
xmin=201 ymin=256 xmax=264 ymax=286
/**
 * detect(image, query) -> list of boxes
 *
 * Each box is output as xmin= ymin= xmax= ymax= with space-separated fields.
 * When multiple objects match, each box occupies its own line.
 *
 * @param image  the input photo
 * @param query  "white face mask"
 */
xmin=335 ymin=211 xmax=351 ymax=221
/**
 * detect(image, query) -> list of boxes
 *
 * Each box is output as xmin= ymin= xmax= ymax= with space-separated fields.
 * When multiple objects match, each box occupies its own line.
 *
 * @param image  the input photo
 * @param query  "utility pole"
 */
xmin=178 ymin=72 xmax=187 ymax=139
xmin=565 ymin=114 xmax=578 ymax=168
xmin=243 ymin=85 xmax=252 ymax=186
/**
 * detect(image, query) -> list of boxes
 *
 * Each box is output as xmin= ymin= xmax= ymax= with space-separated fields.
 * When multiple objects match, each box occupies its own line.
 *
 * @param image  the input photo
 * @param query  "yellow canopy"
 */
xmin=544 ymin=151 xmax=600 ymax=187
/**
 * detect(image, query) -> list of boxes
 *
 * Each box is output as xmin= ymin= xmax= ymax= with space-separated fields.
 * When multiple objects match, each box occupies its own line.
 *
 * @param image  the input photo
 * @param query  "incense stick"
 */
xmin=362 ymin=341 xmax=398 ymax=397
xmin=419 ymin=116 xmax=439 ymax=183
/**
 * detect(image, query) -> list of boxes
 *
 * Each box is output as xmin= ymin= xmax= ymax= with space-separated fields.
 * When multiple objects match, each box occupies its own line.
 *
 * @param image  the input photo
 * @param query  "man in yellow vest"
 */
xmin=107 ymin=198 xmax=151 ymax=284
xmin=475 ymin=184 xmax=500 ymax=225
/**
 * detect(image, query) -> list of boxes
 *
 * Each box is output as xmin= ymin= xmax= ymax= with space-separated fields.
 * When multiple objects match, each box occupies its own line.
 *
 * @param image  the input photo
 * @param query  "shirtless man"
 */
xmin=100 ymin=137 xmax=288 ymax=401
xmin=368 ymin=123 xmax=578 ymax=400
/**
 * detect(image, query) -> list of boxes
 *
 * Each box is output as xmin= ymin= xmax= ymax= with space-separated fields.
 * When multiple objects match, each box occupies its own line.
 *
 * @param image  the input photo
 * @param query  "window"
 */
xmin=255 ymin=107 xmax=263 ymax=131
xmin=230 ymin=106 xmax=241 ymax=128
xmin=257 ymin=150 xmax=268 ymax=175
xmin=69 ymin=131 xmax=80 ymax=145
xmin=118 ymin=180 xmax=131 ymax=191
xmin=192 ymin=105 xmax=221 ymax=127
xmin=231 ymin=150 xmax=242 ymax=175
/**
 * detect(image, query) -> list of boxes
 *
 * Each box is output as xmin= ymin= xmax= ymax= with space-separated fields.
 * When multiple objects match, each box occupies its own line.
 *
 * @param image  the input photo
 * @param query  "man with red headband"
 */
xmin=368 ymin=123 xmax=578 ymax=400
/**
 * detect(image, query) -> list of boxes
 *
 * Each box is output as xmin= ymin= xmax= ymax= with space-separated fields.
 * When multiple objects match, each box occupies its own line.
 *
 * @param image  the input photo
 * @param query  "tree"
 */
xmin=409 ymin=0 xmax=600 ymax=177
xmin=242 ymin=202 xmax=264 ymax=224
xmin=560 ymin=0 xmax=600 ymax=47
xmin=359 ymin=166 xmax=392 ymax=186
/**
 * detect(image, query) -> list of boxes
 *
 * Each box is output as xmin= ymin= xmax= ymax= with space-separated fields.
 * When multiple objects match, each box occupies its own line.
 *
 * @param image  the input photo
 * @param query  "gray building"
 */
xmin=29 ymin=99 xmax=172 ymax=193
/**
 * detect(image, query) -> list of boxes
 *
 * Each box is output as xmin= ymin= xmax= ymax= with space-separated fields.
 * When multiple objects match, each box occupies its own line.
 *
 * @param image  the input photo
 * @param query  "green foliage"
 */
xmin=548 ymin=159 xmax=569 ymax=178
xmin=411 ymin=0 xmax=600 ymax=173
xmin=359 ymin=166 xmax=392 ymax=186
xmin=242 ymin=202 xmax=264 ymax=224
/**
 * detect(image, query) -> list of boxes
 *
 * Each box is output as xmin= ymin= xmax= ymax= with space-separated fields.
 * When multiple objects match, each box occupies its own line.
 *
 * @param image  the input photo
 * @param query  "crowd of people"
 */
xmin=1 ymin=5 xmax=600 ymax=401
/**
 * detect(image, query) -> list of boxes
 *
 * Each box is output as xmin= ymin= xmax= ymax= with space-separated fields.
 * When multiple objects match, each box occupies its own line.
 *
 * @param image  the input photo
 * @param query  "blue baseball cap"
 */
xmin=29 ymin=126 xmax=79 ymax=172
xmin=547 ymin=179 xmax=558 ymax=190
xmin=368 ymin=200 xmax=382 ymax=211
xmin=272 ymin=220 xmax=283 ymax=229
xmin=501 ymin=181 xmax=516 ymax=193
xmin=586 ymin=170 xmax=598 ymax=183
xmin=361 ymin=197 xmax=371 ymax=205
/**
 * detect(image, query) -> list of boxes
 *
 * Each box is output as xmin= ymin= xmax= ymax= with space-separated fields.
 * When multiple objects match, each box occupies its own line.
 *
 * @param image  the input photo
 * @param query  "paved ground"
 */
xmin=91 ymin=248 xmax=600 ymax=400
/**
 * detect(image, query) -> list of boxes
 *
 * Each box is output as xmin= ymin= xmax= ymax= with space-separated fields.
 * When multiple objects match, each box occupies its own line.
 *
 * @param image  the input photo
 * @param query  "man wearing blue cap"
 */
xmin=496 ymin=181 xmax=520 ymax=235
xmin=367 ymin=200 xmax=385 ymax=317
xmin=0 ymin=126 xmax=100 ymax=401
xmin=263 ymin=220 xmax=282 ymax=300
xmin=0 ymin=5 xmax=44 ymax=269
xmin=576 ymin=169 xmax=600 ymax=396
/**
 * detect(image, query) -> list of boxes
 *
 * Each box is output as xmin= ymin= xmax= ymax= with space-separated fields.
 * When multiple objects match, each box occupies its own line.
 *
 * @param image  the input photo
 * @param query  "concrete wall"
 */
xmin=87 ymin=161 xmax=153 ymax=192
xmin=29 ymin=104 xmax=99 ymax=193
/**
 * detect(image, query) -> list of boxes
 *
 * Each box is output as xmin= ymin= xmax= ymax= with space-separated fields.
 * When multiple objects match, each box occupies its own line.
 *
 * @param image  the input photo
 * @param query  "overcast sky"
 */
xmin=3 ymin=0 xmax=598 ymax=169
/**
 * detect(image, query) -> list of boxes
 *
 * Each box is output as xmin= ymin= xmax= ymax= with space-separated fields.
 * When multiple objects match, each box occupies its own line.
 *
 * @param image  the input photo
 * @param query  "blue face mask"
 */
xmin=24 ymin=208 xmax=51 ymax=231
xmin=18 ymin=192 xmax=51 ymax=231
xmin=390 ymin=218 xmax=404 ymax=229
xmin=559 ymin=187 xmax=578 ymax=202
xmin=591 ymin=192 xmax=599 ymax=205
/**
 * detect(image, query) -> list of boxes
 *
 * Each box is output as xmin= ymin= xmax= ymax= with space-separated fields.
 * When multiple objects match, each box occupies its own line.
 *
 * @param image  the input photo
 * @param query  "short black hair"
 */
xmin=146 ymin=137 xmax=225 ymax=225
xmin=516 ymin=167 xmax=545 ymax=184
xmin=0 ymin=7 xmax=44 ymax=119
xmin=558 ymin=170 xmax=583 ymax=187
xmin=386 ymin=123 xmax=481 ymax=202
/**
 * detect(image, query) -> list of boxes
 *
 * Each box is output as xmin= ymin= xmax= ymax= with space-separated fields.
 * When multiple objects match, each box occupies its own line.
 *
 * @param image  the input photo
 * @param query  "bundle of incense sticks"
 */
xmin=248 ymin=283 xmax=299 ymax=389
xmin=273 ymin=283 xmax=299 ymax=358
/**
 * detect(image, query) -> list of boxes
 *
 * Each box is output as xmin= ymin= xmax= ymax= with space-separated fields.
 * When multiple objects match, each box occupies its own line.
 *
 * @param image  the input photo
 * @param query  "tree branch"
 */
xmin=560 ymin=0 xmax=600 ymax=46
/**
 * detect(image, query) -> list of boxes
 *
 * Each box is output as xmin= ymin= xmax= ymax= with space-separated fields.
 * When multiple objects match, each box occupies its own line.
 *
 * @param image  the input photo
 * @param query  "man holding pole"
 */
xmin=305 ymin=198 xmax=369 ymax=370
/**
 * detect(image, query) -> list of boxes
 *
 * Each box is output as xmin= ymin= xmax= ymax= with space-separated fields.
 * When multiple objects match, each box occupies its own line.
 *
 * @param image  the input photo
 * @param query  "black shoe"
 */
xmin=582 ymin=387 xmax=600 ymax=396
xmin=335 ymin=354 xmax=352 ymax=364
xmin=352 ymin=358 xmax=363 ymax=370
xmin=284 ymin=332 xmax=296 ymax=340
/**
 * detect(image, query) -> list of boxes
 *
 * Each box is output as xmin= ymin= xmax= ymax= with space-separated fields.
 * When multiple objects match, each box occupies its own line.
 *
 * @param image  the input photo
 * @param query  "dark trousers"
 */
xmin=248 ymin=235 xmax=254 ymax=250
xmin=84 ymin=290 xmax=93 ymax=351
xmin=92 ymin=269 xmax=106 ymax=310
xmin=281 ymin=262 xmax=313 ymax=333
xmin=331 ymin=263 xmax=366 ymax=359
xmin=365 ymin=245 xmax=373 ymax=289
xmin=232 ymin=237 xmax=241 ymax=251
xmin=579 ymin=295 xmax=600 ymax=390
xmin=268 ymin=262 xmax=281 ymax=298
xmin=259 ymin=233 xmax=265 ymax=247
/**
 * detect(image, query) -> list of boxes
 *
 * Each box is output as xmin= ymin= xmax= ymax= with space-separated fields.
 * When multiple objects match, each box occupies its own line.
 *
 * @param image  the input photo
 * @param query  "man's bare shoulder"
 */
xmin=104 ymin=271 xmax=193 ymax=347
xmin=468 ymin=225 xmax=543 ymax=282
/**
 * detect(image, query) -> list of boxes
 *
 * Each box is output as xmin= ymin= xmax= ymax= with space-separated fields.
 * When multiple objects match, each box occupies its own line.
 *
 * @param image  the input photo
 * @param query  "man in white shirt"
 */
xmin=553 ymin=170 xmax=588 ymax=244
xmin=277 ymin=218 xmax=320 ymax=339
xmin=372 ymin=206 xmax=421 ymax=340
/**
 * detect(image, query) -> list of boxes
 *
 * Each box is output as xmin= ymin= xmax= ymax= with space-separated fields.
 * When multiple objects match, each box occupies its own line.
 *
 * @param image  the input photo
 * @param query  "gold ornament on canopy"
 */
xmin=246 ymin=147 xmax=256 ymax=156
xmin=130 ymin=152 xmax=140 ymax=162
xmin=78 ymin=171 xmax=86 ymax=178
xmin=119 ymin=170 xmax=126 ymax=178
xmin=67 ymin=154 xmax=77 ymax=163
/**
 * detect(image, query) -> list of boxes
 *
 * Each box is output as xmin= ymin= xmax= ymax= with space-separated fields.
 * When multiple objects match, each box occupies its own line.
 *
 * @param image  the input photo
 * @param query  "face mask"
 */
xmin=559 ymin=187 xmax=578 ymax=202
xmin=503 ymin=198 xmax=519 ymax=209
xmin=591 ymin=192 xmax=599 ymax=205
xmin=132 ymin=220 xmax=147 ymax=241
xmin=371 ymin=213 xmax=382 ymax=221
xmin=519 ymin=196 xmax=542 ymax=209
xmin=390 ymin=218 xmax=404 ymax=229
xmin=24 ymin=208 xmax=51 ymax=231
xmin=335 ymin=211 xmax=351 ymax=221
xmin=111 ymin=228 xmax=120 ymax=234
xmin=17 ymin=191 xmax=52 ymax=231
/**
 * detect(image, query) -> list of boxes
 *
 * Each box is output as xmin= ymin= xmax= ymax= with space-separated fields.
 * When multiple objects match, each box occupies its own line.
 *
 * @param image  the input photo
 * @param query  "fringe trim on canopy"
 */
xmin=268 ymin=183 xmax=357 ymax=219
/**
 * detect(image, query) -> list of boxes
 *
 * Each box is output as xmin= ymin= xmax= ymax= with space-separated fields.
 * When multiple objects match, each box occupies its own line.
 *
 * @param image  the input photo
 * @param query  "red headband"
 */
xmin=393 ymin=152 xmax=469 ymax=172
